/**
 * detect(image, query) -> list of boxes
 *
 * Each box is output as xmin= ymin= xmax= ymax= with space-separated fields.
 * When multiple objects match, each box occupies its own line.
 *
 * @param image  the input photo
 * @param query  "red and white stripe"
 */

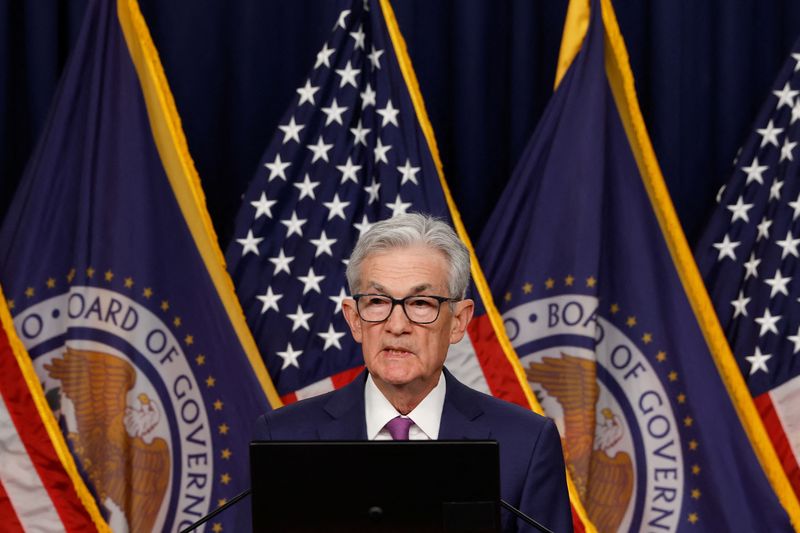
xmin=0 ymin=318 xmax=100 ymax=532
xmin=755 ymin=376 xmax=800 ymax=498
xmin=281 ymin=365 xmax=367 ymax=404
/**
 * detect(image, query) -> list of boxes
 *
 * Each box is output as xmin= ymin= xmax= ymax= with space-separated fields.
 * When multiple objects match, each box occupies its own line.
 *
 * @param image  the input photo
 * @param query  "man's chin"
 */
xmin=371 ymin=362 xmax=419 ymax=387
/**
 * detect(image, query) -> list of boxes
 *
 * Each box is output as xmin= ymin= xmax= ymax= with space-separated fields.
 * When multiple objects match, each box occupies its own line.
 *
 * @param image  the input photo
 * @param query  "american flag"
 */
xmin=225 ymin=0 xmax=533 ymax=409
xmin=696 ymin=37 xmax=800 ymax=500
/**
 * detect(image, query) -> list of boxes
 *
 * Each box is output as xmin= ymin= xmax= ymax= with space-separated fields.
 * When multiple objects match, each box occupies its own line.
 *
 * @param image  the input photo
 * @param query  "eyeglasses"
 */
xmin=352 ymin=293 xmax=460 ymax=324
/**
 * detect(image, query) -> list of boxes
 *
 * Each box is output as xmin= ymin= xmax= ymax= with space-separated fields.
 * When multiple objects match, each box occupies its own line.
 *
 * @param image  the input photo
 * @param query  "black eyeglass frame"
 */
xmin=352 ymin=293 xmax=461 ymax=325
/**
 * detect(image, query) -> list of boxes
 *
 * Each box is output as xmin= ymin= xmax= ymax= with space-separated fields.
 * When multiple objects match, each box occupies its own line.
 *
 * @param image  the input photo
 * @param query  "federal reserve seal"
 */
xmin=502 ymin=283 xmax=698 ymax=531
xmin=13 ymin=282 xmax=215 ymax=532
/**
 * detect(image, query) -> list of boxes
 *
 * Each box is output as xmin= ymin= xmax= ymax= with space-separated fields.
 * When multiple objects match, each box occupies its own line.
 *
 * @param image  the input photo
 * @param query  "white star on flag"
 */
xmin=773 ymin=82 xmax=799 ymax=109
xmin=256 ymin=287 xmax=283 ymax=314
xmin=323 ymin=194 xmax=350 ymax=220
xmin=360 ymin=84 xmax=376 ymax=107
xmin=335 ymin=60 xmax=361 ymax=88
xmin=769 ymin=180 xmax=783 ymax=200
xmin=786 ymin=325 xmax=800 ymax=353
xmin=755 ymin=308 xmax=782 ymax=337
xmin=742 ymin=157 xmax=767 ymax=185
xmin=281 ymin=211 xmax=307 ymax=238
xmin=368 ymin=45 xmax=384 ymax=69
xmin=743 ymin=252 xmax=761 ymax=280
xmin=726 ymin=196 xmax=754 ymax=223
xmin=364 ymin=180 xmax=381 ymax=204
xmin=329 ymin=287 xmax=348 ymax=314
xmin=764 ymin=270 xmax=791 ymax=298
xmin=265 ymin=153 xmax=291 ymax=181
xmin=296 ymin=79 xmax=320 ymax=106
xmin=789 ymin=194 xmax=800 ymax=219
xmin=237 ymin=230 xmax=263 ymax=256
xmin=294 ymin=174 xmax=320 ymax=201
xmin=298 ymin=267 xmax=325 ymax=294
xmin=337 ymin=157 xmax=362 ymax=184
xmin=745 ymin=347 xmax=772 ymax=375
xmin=354 ymin=214 xmax=373 ymax=237
xmin=321 ymin=98 xmax=349 ymax=126
xmin=788 ymin=326 xmax=800 ymax=354
xmin=377 ymin=99 xmax=400 ymax=127
xmin=398 ymin=159 xmax=421 ymax=185
xmin=268 ymin=249 xmax=294 ymax=275
xmin=374 ymin=138 xmax=392 ymax=163
xmin=310 ymin=231 xmax=337 ymax=257
xmin=712 ymin=234 xmax=740 ymax=261
xmin=277 ymin=343 xmax=303 ymax=370
xmin=315 ymin=42 xmax=335 ymax=69
xmin=731 ymin=290 xmax=751 ymax=318
xmin=350 ymin=119 xmax=371 ymax=146
xmin=781 ymin=138 xmax=797 ymax=162
xmin=386 ymin=195 xmax=412 ymax=217
xmin=286 ymin=305 xmax=313 ymax=332
xmin=349 ymin=25 xmax=365 ymax=50
xmin=279 ymin=117 xmax=305 ymax=144
xmin=318 ymin=324 xmax=346 ymax=350
xmin=756 ymin=217 xmax=772 ymax=241
xmin=307 ymin=136 xmax=334 ymax=163
xmin=251 ymin=192 xmax=276 ymax=219
xmin=335 ymin=9 xmax=350 ymax=29
xmin=756 ymin=119 xmax=783 ymax=148
xmin=776 ymin=231 xmax=800 ymax=259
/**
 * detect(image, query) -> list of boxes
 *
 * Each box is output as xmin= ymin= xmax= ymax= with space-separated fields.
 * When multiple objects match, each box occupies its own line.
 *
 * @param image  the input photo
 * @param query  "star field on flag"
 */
xmin=697 ymin=37 xmax=800 ymax=500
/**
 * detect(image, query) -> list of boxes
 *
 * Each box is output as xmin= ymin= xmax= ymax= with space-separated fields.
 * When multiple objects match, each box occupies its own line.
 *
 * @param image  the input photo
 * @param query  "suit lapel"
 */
xmin=318 ymin=370 xmax=369 ymax=440
xmin=437 ymin=368 xmax=492 ymax=440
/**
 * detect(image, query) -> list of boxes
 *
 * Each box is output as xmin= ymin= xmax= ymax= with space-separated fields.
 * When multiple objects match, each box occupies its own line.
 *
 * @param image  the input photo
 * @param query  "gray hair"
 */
xmin=346 ymin=213 xmax=471 ymax=298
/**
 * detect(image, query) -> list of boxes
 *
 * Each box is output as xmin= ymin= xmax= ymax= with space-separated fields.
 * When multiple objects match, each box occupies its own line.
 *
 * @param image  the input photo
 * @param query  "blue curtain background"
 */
xmin=3 ymin=1 xmax=800 ymax=247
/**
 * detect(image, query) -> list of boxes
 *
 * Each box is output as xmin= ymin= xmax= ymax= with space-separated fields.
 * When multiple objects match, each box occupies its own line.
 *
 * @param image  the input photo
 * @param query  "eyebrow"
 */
xmin=367 ymin=282 xmax=434 ymax=295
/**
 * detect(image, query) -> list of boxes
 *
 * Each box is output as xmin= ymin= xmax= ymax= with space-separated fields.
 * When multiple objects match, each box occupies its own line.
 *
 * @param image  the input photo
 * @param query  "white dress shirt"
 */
xmin=364 ymin=372 xmax=447 ymax=440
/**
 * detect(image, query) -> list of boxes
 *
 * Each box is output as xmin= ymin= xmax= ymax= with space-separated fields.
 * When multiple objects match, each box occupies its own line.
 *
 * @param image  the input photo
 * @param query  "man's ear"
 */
xmin=449 ymin=298 xmax=475 ymax=344
xmin=342 ymin=298 xmax=363 ymax=343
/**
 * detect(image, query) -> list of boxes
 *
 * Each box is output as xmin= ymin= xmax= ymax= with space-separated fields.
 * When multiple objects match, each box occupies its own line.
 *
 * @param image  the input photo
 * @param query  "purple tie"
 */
xmin=385 ymin=416 xmax=414 ymax=440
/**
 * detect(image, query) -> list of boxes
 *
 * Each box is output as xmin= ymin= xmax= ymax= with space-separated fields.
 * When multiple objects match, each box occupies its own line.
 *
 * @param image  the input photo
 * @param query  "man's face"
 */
xmin=342 ymin=245 xmax=474 ymax=393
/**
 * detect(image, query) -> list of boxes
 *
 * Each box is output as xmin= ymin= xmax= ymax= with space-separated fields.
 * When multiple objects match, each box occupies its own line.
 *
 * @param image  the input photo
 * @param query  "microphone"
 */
xmin=178 ymin=489 xmax=251 ymax=533
xmin=179 ymin=489 xmax=554 ymax=533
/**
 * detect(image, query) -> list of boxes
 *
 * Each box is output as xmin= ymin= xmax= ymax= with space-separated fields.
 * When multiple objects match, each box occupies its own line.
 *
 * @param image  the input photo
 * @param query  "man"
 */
xmin=254 ymin=213 xmax=572 ymax=532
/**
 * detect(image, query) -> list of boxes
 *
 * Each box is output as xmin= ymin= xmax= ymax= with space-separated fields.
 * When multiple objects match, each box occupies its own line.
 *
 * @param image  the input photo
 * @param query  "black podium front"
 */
xmin=250 ymin=440 xmax=500 ymax=532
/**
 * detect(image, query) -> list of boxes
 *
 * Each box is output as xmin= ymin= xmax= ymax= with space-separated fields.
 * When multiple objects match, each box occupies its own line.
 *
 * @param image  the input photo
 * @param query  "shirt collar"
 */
xmin=364 ymin=371 xmax=447 ymax=440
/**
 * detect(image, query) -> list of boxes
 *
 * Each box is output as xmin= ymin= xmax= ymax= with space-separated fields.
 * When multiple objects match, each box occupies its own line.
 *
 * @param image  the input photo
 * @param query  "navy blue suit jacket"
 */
xmin=254 ymin=368 xmax=573 ymax=533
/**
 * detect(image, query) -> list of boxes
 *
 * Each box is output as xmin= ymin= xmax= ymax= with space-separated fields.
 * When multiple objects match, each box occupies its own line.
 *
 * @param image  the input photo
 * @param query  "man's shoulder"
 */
xmin=267 ymin=388 xmax=335 ymax=418
xmin=254 ymin=373 xmax=366 ymax=440
xmin=446 ymin=371 xmax=551 ymax=431
xmin=254 ymin=389 xmax=334 ymax=440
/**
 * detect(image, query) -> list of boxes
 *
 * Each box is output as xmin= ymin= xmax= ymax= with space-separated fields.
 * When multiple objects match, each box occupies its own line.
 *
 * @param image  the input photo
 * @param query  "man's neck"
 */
xmin=371 ymin=372 xmax=442 ymax=415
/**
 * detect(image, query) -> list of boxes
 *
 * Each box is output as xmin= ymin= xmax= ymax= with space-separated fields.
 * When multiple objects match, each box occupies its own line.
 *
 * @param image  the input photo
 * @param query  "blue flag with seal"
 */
xmin=477 ymin=0 xmax=800 ymax=530
xmin=0 ymin=1 xmax=278 ymax=531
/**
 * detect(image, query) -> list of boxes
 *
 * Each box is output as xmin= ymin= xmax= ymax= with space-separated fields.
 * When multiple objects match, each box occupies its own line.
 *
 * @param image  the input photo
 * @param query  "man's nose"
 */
xmin=384 ymin=302 xmax=412 ymax=333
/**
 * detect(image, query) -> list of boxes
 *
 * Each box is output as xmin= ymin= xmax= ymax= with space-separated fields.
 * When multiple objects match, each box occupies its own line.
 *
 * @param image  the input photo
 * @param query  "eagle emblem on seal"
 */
xmin=45 ymin=347 xmax=171 ymax=533
xmin=527 ymin=353 xmax=634 ymax=533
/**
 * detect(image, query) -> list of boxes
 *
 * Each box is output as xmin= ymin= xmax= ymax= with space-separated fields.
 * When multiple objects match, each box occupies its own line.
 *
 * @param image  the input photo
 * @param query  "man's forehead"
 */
xmin=360 ymin=246 xmax=449 ymax=292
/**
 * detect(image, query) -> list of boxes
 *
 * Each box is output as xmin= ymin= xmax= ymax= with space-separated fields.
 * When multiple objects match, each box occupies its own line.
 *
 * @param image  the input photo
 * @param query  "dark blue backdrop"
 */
xmin=3 ymin=1 xmax=800 ymax=247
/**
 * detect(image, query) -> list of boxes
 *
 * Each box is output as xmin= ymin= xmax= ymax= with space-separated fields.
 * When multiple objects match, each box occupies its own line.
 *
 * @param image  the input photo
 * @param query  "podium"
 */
xmin=249 ymin=441 xmax=501 ymax=532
